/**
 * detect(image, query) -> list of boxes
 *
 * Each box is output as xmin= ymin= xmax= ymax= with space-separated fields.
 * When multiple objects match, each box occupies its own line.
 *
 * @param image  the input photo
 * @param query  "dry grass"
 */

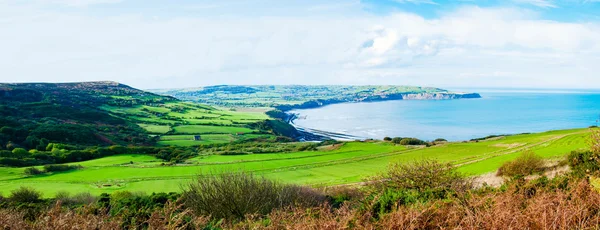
xmin=0 ymin=202 xmax=121 ymax=230
xmin=1 ymin=177 xmax=600 ymax=229
xmin=233 ymin=178 xmax=600 ymax=230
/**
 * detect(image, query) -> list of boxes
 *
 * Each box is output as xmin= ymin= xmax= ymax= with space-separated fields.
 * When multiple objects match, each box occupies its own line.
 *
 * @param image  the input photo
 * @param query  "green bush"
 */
xmin=24 ymin=167 xmax=44 ymax=176
xmin=10 ymin=187 xmax=42 ymax=204
xmin=43 ymin=164 xmax=82 ymax=173
xmin=390 ymin=137 xmax=429 ymax=146
xmin=383 ymin=137 xmax=392 ymax=142
xmin=399 ymin=138 xmax=428 ymax=146
xmin=366 ymin=188 xmax=419 ymax=219
xmin=182 ymin=171 xmax=325 ymax=220
xmin=365 ymin=159 xmax=472 ymax=218
xmin=55 ymin=191 xmax=97 ymax=206
xmin=369 ymin=159 xmax=472 ymax=194
xmin=567 ymin=150 xmax=600 ymax=177
xmin=497 ymin=151 xmax=545 ymax=177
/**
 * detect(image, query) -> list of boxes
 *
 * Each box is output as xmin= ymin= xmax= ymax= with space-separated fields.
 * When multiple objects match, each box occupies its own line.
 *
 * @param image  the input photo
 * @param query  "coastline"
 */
xmin=287 ymin=112 xmax=364 ymax=141
xmin=281 ymin=92 xmax=482 ymax=141
xmin=275 ymin=92 xmax=481 ymax=112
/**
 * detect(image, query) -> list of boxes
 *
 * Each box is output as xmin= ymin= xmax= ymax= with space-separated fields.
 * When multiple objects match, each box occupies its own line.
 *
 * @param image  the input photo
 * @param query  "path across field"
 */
xmin=0 ymin=129 xmax=589 ymax=197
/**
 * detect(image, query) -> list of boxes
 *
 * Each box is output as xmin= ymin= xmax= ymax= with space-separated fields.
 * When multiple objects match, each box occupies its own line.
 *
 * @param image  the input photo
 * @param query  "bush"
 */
xmin=324 ymin=186 xmax=364 ymax=209
xmin=368 ymin=159 xmax=472 ymax=194
xmin=364 ymin=160 xmax=472 ymax=218
xmin=43 ymin=164 xmax=82 ymax=173
xmin=367 ymin=188 xmax=420 ymax=219
xmin=434 ymin=138 xmax=447 ymax=142
xmin=24 ymin=167 xmax=44 ymax=176
xmin=567 ymin=129 xmax=600 ymax=177
xmin=55 ymin=191 xmax=97 ymax=206
xmin=182 ymin=171 xmax=325 ymax=220
xmin=390 ymin=137 xmax=429 ymax=146
xmin=390 ymin=137 xmax=403 ymax=144
xmin=383 ymin=137 xmax=392 ymax=142
xmin=399 ymin=138 xmax=428 ymax=146
xmin=497 ymin=151 xmax=545 ymax=177
xmin=10 ymin=187 xmax=42 ymax=203
xmin=567 ymin=150 xmax=600 ymax=177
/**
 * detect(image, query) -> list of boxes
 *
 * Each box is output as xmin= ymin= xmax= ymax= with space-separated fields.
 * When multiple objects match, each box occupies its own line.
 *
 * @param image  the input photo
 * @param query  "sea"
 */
xmin=289 ymin=89 xmax=600 ymax=141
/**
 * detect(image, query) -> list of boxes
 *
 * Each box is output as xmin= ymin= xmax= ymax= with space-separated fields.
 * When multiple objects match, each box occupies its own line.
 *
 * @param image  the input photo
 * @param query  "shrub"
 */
xmin=24 ymin=167 xmax=44 ymax=176
xmin=55 ymin=191 xmax=97 ymax=206
xmin=434 ymin=138 xmax=447 ymax=142
xmin=10 ymin=187 xmax=42 ymax=203
xmin=43 ymin=164 xmax=82 ymax=173
xmin=368 ymin=159 xmax=472 ymax=194
xmin=324 ymin=186 xmax=365 ymax=209
xmin=390 ymin=137 xmax=429 ymax=146
xmin=497 ymin=151 xmax=545 ymax=177
xmin=567 ymin=150 xmax=600 ymax=177
xmin=182 ymin=171 xmax=325 ymax=220
xmin=367 ymin=188 xmax=419 ymax=219
xmin=383 ymin=137 xmax=392 ymax=142
xmin=399 ymin=138 xmax=428 ymax=146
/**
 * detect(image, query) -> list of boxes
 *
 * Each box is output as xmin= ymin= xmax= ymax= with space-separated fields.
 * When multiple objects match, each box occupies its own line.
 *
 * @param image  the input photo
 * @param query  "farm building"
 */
xmin=193 ymin=135 xmax=202 ymax=141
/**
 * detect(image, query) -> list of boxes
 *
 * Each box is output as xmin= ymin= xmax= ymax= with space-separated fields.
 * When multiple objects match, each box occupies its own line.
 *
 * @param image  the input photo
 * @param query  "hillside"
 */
xmin=151 ymin=85 xmax=481 ymax=109
xmin=0 ymin=128 xmax=589 ymax=196
xmin=0 ymin=81 xmax=178 ymax=150
xmin=0 ymin=81 xmax=298 ymax=166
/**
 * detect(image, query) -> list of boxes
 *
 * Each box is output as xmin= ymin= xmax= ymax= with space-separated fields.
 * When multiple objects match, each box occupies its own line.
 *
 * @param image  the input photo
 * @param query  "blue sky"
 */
xmin=1 ymin=0 xmax=600 ymax=89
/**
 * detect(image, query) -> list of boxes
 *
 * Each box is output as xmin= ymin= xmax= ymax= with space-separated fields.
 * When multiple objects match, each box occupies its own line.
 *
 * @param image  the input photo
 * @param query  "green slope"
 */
xmin=0 ymin=128 xmax=588 ymax=197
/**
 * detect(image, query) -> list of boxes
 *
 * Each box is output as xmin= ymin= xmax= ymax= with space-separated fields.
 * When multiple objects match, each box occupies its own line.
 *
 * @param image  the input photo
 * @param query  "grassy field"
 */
xmin=0 ymin=128 xmax=589 ymax=197
xmin=172 ymin=125 xmax=255 ymax=135
xmin=138 ymin=124 xmax=171 ymax=134
xmin=102 ymin=102 xmax=270 ymax=146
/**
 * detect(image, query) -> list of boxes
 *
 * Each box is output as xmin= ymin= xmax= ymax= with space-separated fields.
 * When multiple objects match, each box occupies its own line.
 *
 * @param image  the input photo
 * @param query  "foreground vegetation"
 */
xmin=0 ymin=128 xmax=588 ymax=196
xmin=1 ymin=81 xmax=596 ymax=228
xmin=1 ymin=134 xmax=599 ymax=229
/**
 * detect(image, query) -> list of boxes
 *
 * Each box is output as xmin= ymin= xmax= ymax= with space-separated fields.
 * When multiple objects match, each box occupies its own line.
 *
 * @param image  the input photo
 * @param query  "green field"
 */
xmin=158 ymin=134 xmax=235 ymax=146
xmin=172 ymin=125 xmax=255 ymax=135
xmin=102 ymin=101 xmax=270 ymax=146
xmin=0 ymin=128 xmax=589 ymax=197
xmin=138 ymin=124 xmax=171 ymax=134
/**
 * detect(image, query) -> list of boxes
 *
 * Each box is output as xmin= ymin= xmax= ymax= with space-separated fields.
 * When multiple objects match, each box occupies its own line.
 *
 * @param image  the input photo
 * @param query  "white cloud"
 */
xmin=0 ymin=2 xmax=599 ymax=89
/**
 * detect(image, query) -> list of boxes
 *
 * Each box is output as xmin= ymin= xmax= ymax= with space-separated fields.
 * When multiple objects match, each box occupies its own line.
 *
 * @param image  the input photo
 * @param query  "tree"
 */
xmin=11 ymin=148 xmax=29 ymax=159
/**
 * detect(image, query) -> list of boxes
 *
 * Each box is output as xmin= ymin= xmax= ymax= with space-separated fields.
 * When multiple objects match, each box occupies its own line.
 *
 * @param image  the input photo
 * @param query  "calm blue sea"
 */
xmin=290 ymin=89 xmax=600 ymax=141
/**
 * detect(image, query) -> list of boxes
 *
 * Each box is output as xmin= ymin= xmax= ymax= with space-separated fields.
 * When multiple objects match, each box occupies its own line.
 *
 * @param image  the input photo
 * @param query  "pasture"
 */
xmin=0 ymin=128 xmax=589 ymax=197
xmin=102 ymin=102 xmax=269 ymax=146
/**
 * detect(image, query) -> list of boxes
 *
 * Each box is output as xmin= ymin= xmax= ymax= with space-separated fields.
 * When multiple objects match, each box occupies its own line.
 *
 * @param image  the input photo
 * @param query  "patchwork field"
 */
xmin=102 ymin=102 xmax=270 ymax=146
xmin=0 ymin=128 xmax=589 ymax=197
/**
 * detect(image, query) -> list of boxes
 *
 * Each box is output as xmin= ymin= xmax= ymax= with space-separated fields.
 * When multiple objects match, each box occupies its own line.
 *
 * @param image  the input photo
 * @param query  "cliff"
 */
xmin=276 ymin=92 xmax=481 ymax=111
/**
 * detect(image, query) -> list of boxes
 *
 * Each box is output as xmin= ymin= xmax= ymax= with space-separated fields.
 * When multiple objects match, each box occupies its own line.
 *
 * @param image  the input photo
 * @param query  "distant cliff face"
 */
xmin=276 ymin=92 xmax=481 ymax=111
xmin=365 ymin=92 xmax=482 ymax=101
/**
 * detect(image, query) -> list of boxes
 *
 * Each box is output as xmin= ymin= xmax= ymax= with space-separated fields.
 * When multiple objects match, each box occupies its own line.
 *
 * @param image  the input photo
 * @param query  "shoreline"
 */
xmin=287 ymin=112 xmax=364 ymax=141
xmin=282 ymin=94 xmax=482 ymax=142
xmin=275 ymin=92 xmax=482 ymax=112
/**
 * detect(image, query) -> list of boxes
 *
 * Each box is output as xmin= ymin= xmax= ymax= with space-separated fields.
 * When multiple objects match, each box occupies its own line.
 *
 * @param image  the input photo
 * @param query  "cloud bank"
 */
xmin=0 ymin=1 xmax=599 ymax=89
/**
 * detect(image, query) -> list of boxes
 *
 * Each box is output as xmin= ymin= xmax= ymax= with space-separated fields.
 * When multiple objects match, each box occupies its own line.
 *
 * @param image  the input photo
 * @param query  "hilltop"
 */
xmin=151 ymin=85 xmax=481 ymax=110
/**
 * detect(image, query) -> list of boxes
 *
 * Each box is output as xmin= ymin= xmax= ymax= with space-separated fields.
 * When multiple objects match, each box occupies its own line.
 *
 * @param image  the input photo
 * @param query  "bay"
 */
xmin=289 ymin=89 xmax=600 ymax=141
